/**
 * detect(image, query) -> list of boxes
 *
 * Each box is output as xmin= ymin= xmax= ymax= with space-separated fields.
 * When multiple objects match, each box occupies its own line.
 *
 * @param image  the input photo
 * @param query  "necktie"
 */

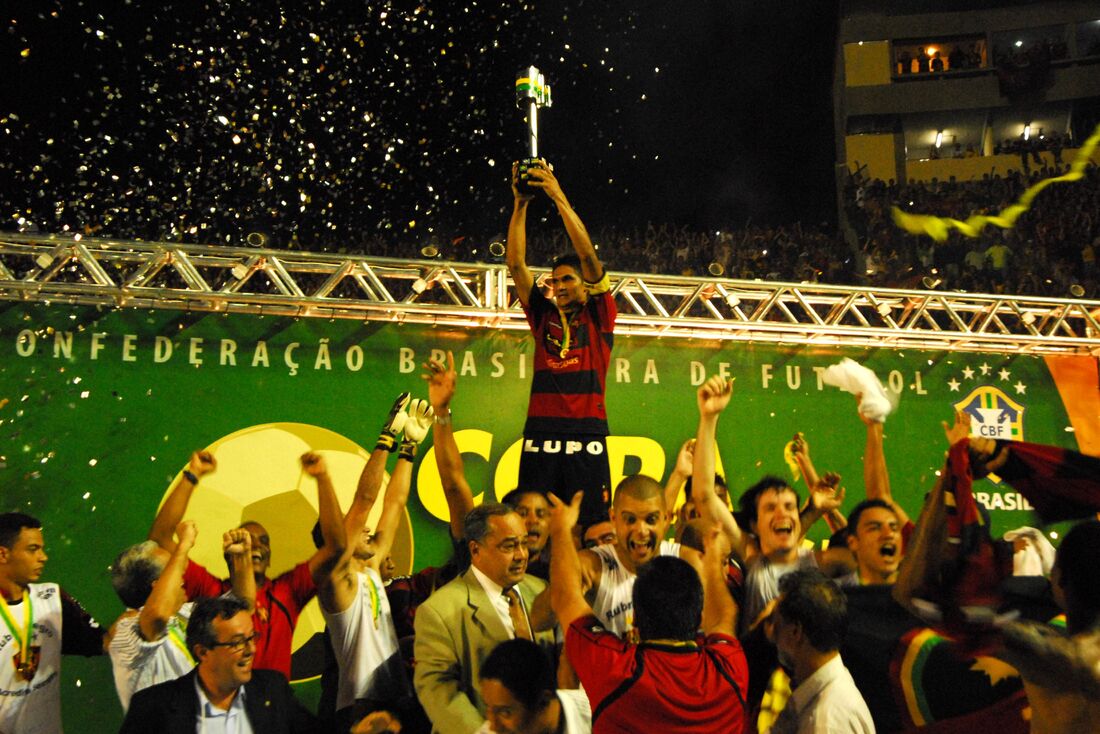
xmin=504 ymin=588 xmax=533 ymax=641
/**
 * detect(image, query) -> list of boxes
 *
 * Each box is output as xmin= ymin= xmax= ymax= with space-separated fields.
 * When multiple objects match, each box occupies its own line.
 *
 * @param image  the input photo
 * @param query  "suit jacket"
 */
xmin=413 ymin=568 xmax=552 ymax=734
xmin=118 ymin=668 xmax=319 ymax=734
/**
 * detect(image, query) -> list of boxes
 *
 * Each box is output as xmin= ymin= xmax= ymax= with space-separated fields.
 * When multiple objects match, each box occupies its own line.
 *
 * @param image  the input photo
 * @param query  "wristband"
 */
xmin=434 ymin=410 xmax=452 ymax=426
xmin=183 ymin=470 xmax=199 ymax=485
xmin=376 ymin=433 xmax=398 ymax=453
xmin=399 ymin=440 xmax=418 ymax=461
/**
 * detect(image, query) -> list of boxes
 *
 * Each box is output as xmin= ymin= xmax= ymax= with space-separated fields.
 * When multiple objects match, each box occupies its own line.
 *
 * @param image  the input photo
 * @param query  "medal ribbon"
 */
xmin=0 ymin=590 xmax=34 ymax=665
xmin=366 ymin=574 xmax=380 ymax=629
xmin=166 ymin=619 xmax=195 ymax=665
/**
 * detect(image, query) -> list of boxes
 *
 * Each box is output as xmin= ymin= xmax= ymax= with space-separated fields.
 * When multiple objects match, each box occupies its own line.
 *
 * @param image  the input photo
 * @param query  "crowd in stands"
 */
xmin=895 ymin=43 xmax=985 ymax=76
xmin=846 ymin=164 xmax=1100 ymax=298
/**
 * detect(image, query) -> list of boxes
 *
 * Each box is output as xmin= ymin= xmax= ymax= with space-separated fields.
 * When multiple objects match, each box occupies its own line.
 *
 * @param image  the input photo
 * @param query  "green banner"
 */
xmin=0 ymin=302 xmax=1086 ymax=730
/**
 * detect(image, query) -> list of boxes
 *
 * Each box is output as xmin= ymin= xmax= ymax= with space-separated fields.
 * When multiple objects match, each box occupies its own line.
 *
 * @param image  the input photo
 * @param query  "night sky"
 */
xmin=1 ymin=1 xmax=839 ymax=252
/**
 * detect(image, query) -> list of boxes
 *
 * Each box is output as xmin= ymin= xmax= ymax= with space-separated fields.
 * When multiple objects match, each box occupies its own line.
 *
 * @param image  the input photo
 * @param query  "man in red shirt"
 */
xmin=507 ymin=160 xmax=616 ymax=527
xmin=147 ymin=449 xmax=345 ymax=679
xmin=547 ymin=491 xmax=749 ymax=733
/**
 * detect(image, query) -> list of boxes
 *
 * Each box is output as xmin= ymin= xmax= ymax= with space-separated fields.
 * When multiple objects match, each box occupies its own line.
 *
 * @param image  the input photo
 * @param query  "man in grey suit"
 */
xmin=413 ymin=503 xmax=553 ymax=734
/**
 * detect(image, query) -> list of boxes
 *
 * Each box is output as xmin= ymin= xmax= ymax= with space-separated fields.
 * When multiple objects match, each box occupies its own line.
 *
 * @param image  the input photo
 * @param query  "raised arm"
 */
xmin=319 ymin=399 xmax=407 ymax=614
xmin=548 ymin=491 xmax=594 ymax=630
xmin=799 ymin=472 xmax=847 ymax=539
xmin=223 ymin=527 xmax=256 ymax=610
xmin=693 ymin=376 xmax=750 ymax=560
xmin=861 ymin=409 xmax=910 ymax=527
xmin=138 ymin=520 xmax=196 ymax=641
xmin=423 ymin=352 xmax=475 ymax=541
xmin=506 ymin=162 xmax=536 ymax=307
xmin=147 ymin=451 xmax=216 ymax=552
xmin=700 ymin=525 xmax=737 ymax=637
xmin=528 ymin=164 xmax=603 ymax=283
xmin=368 ymin=399 xmax=432 ymax=571
xmin=664 ymin=439 xmax=695 ymax=518
xmin=302 ymin=451 xmax=348 ymax=585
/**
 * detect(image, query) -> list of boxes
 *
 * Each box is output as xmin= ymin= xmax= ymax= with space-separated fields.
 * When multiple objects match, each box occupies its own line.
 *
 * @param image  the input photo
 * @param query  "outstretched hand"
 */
xmin=810 ymin=472 xmax=846 ymax=513
xmin=697 ymin=375 xmax=733 ymax=417
xmin=943 ymin=410 xmax=972 ymax=446
xmin=548 ymin=491 xmax=584 ymax=535
xmin=402 ymin=399 xmax=434 ymax=445
xmin=421 ymin=351 xmax=457 ymax=410
xmin=674 ymin=439 xmax=696 ymax=476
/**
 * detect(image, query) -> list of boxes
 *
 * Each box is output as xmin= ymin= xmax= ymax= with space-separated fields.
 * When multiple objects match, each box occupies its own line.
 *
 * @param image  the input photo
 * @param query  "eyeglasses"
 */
xmin=208 ymin=632 xmax=259 ymax=653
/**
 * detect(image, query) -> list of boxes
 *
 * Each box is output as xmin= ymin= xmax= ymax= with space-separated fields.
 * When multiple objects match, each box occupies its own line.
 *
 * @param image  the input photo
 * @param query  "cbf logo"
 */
xmin=954 ymin=386 xmax=1025 ymax=442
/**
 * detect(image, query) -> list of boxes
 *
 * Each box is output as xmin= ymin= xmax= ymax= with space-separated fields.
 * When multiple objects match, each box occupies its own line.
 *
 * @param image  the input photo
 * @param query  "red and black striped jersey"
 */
xmin=522 ymin=274 xmax=616 ymax=435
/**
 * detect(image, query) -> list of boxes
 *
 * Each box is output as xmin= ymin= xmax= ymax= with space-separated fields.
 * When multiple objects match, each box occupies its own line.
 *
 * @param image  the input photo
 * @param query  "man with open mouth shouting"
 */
xmin=531 ymin=473 xmax=682 ymax=641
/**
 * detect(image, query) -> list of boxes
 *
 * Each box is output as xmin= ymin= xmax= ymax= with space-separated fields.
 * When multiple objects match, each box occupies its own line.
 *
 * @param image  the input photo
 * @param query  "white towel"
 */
xmin=821 ymin=358 xmax=896 ymax=423
xmin=1003 ymin=526 xmax=1056 ymax=577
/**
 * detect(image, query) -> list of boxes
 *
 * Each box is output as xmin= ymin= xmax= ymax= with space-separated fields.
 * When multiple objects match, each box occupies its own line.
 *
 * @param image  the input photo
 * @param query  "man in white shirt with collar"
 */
xmin=414 ymin=503 xmax=554 ymax=734
xmin=120 ymin=595 xmax=319 ymax=733
xmin=768 ymin=568 xmax=875 ymax=734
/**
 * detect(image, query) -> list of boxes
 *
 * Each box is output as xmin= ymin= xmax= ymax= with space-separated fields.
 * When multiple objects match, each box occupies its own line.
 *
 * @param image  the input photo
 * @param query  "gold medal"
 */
xmin=0 ymin=591 xmax=35 ymax=684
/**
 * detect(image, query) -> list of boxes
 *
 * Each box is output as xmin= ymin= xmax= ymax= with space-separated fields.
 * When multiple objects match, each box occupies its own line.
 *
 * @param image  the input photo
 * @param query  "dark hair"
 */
xmin=737 ymin=476 xmax=799 ymax=529
xmin=464 ymin=503 xmax=516 ymax=544
xmin=480 ymin=639 xmax=555 ymax=712
xmin=500 ymin=489 xmax=547 ymax=508
xmin=110 ymin=541 xmax=166 ymax=609
xmin=186 ymin=595 xmax=251 ymax=658
xmin=551 ymin=253 xmax=582 ymax=274
xmin=777 ymin=568 xmax=847 ymax=652
xmin=633 ymin=556 xmax=702 ymax=642
xmin=1054 ymin=520 xmax=1100 ymax=633
xmin=0 ymin=513 xmax=41 ymax=549
xmin=846 ymin=499 xmax=897 ymax=531
xmin=311 ymin=520 xmax=324 ymax=550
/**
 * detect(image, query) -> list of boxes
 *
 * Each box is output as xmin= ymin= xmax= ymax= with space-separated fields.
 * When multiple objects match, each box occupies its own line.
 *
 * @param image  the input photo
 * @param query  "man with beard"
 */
xmin=414 ymin=503 xmax=554 ymax=734
xmin=532 ymin=474 xmax=681 ymax=639
xmin=315 ymin=394 xmax=432 ymax=733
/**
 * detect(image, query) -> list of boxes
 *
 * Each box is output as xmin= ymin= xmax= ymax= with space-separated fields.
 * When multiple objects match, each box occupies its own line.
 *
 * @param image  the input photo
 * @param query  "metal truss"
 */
xmin=2 ymin=232 xmax=1099 ymax=355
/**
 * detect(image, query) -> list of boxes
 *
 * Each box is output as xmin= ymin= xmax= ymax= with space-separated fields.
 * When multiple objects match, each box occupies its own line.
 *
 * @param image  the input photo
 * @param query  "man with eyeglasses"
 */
xmin=414 ymin=503 xmax=555 ymax=734
xmin=120 ymin=594 xmax=319 ymax=733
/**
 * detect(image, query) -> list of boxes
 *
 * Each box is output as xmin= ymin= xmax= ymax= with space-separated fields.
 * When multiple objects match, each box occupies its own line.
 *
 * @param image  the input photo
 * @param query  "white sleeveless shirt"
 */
xmin=590 ymin=540 xmax=680 ymax=638
xmin=322 ymin=567 xmax=409 ymax=711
